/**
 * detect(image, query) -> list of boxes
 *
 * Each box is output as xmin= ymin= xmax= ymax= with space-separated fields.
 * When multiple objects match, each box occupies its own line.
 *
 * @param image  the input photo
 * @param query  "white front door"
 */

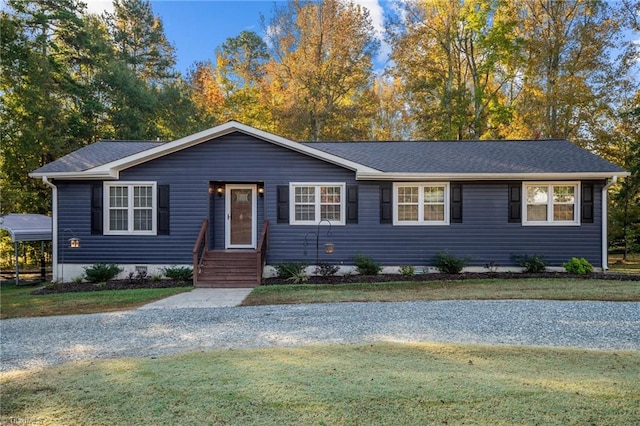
xmin=225 ymin=184 xmax=257 ymax=249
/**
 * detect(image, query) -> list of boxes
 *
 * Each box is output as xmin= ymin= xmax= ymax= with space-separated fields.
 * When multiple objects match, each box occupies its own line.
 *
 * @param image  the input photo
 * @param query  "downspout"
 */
xmin=601 ymin=176 xmax=618 ymax=271
xmin=42 ymin=177 xmax=59 ymax=281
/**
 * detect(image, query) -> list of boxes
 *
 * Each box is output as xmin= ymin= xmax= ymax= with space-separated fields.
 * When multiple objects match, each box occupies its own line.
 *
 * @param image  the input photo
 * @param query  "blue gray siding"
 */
xmin=56 ymin=132 xmax=605 ymax=268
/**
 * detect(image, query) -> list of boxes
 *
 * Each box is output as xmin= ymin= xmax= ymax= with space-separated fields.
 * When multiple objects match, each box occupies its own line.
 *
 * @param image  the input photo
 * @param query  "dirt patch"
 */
xmin=262 ymin=272 xmax=640 ymax=286
xmin=32 ymin=279 xmax=192 ymax=295
xmin=30 ymin=272 xmax=639 ymax=294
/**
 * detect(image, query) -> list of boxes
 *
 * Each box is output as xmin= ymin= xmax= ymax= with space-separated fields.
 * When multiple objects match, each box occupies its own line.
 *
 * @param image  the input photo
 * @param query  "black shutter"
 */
xmin=277 ymin=185 xmax=289 ymax=223
xmin=91 ymin=184 xmax=103 ymax=235
xmin=380 ymin=184 xmax=392 ymax=224
xmin=157 ymin=185 xmax=170 ymax=235
xmin=581 ymin=183 xmax=594 ymax=223
xmin=508 ymin=183 xmax=521 ymax=223
xmin=346 ymin=185 xmax=358 ymax=224
xmin=450 ymin=183 xmax=463 ymax=223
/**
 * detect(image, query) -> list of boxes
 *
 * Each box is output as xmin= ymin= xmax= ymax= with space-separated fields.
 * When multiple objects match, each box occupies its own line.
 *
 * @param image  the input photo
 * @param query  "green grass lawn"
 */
xmin=0 ymin=283 xmax=192 ymax=319
xmin=1 ymin=342 xmax=637 ymax=425
xmin=242 ymin=278 xmax=640 ymax=306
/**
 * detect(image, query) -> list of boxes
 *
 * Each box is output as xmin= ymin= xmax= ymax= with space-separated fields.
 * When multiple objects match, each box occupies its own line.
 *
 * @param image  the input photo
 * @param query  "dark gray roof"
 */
xmin=32 ymin=135 xmax=624 ymax=176
xmin=307 ymin=139 xmax=626 ymax=174
xmin=32 ymin=141 xmax=164 ymax=174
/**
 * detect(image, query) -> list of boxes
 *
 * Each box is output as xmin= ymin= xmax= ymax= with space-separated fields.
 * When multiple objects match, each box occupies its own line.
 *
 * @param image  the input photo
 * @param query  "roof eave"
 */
xmin=29 ymin=170 xmax=118 ymax=180
xmin=355 ymin=171 xmax=630 ymax=181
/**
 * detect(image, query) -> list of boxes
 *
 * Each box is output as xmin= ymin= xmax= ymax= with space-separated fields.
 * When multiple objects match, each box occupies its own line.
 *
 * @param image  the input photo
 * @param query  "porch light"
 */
xmin=324 ymin=242 xmax=334 ymax=254
xmin=69 ymin=237 xmax=81 ymax=248
xmin=217 ymin=185 xmax=224 ymax=197
xmin=258 ymin=185 xmax=265 ymax=196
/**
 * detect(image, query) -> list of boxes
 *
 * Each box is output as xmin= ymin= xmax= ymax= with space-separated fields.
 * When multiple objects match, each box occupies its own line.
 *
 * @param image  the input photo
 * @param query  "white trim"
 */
xmin=42 ymin=177 xmax=60 ymax=281
xmin=289 ymin=182 xmax=346 ymax=226
xmin=356 ymin=171 xmax=629 ymax=181
xmin=602 ymin=176 xmax=618 ymax=270
xmin=103 ymin=181 xmax=157 ymax=235
xmin=225 ymin=184 xmax=257 ymax=249
xmin=392 ymin=182 xmax=450 ymax=226
xmin=522 ymin=182 xmax=580 ymax=226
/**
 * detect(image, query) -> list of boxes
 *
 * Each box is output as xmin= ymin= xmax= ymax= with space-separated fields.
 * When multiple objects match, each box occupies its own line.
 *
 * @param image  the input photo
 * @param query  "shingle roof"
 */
xmin=30 ymin=126 xmax=625 ymax=177
xmin=307 ymin=139 xmax=626 ymax=174
xmin=32 ymin=140 xmax=164 ymax=174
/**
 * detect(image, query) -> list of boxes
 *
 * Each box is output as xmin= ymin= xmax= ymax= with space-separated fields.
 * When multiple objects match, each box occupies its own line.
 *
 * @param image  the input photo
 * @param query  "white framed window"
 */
xmin=393 ymin=182 xmax=449 ymax=225
xmin=523 ymin=182 xmax=580 ymax=226
xmin=104 ymin=182 xmax=157 ymax=235
xmin=290 ymin=183 xmax=346 ymax=225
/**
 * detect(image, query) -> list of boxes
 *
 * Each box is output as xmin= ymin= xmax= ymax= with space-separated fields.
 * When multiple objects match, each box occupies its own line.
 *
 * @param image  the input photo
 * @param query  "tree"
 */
xmin=388 ymin=0 xmax=520 ymax=140
xmin=264 ymin=0 xmax=379 ymax=140
xmin=0 ymin=0 xmax=89 ymax=214
xmin=609 ymin=92 xmax=640 ymax=259
xmin=106 ymin=0 xmax=177 ymax=84
xmin=214 ymin=31 xmax=273 ymax=128
xmin=510 ymin=0 xmax=621 ymax=142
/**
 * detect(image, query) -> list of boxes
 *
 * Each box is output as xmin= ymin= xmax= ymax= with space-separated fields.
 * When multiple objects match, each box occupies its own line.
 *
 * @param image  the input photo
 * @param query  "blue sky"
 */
xmin=85 ymin=0 xmax=390 ymax=75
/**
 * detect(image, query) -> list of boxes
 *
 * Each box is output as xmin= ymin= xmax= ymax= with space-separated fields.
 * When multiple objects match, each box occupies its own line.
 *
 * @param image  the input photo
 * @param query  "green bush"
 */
xmin=432 ymin=251 xmax=469 ymax=274
xmin=563 ymin=257 xmax=594 ymax=274
xmin=354 ymin=253 xmax=382 ymax=275
xmin=275 ymin=262 xmax=308 ymax=280
xmin=514 ymin=254 xmax=547 ymax=273
xmin=161 ymin=266 xmax=193 ymax=282
xmin=83 ymin=263 xmax=123 ymax=283
xmin=399 ymin=265 xmax=415 ymax=277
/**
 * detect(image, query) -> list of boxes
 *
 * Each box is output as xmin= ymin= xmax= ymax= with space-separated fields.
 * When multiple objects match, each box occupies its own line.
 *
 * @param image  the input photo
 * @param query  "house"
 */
xmin=30 ymin=121 xmax=628 ymax=287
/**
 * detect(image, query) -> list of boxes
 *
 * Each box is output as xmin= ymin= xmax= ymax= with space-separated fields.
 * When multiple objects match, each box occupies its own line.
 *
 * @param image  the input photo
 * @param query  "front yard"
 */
xmin=1 ymin=342 xmax=638 ymax=425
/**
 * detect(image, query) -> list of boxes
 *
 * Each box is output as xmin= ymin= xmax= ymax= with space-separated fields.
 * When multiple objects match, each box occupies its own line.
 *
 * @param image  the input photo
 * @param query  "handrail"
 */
xmin=192 ymin=219 xmax=209 ymax=285
xmin=256 ymin=219 xmax=269 ymax=284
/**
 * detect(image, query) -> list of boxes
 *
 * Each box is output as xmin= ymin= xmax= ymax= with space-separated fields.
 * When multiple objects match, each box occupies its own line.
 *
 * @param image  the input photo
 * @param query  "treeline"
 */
xmin=1 ymin=0 xmax=638 ymax=254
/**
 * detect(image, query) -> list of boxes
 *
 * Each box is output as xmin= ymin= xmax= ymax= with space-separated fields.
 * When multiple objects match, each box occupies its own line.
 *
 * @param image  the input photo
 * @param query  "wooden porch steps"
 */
xmin=195 ymin=250 xmax=260 ymax=288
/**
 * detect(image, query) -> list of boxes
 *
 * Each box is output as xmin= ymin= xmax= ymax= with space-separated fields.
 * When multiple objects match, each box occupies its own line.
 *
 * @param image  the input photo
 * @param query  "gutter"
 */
xmin=601 ymin=176 xmax=618 ymax=271
xmin=42 ymin=177 xmax=59 ymax=281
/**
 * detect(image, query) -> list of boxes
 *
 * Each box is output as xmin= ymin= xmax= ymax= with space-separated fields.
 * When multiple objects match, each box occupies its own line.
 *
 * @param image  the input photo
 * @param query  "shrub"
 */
xmin=484 ymin=262 xmax=499 ymax=273
xmin=71 ymin=276 xmax=84 ymax=284
xmin=399 ymin=265 xmax=415 ymax=277
xmin=83 ymin=263 xmax=123 ymax=283
xmin=354 ymin=253 xmax=382 ymax=275
xmin=275 ymin=262 xmax=308 ymax=280
xmin=514 ymin=254 xmax=547 ymax=273
xmin=432 ymin=251 xmax=469 ymax=274
xmin=314 ymin=262 xmax=339 ymax=277
xmin=287 ymin=269 xmax=309 ymax=284
xmin=563 ymin=257 xmax=594 ymax=274
xmin=161 ymin=266 xmax=193 ymax=282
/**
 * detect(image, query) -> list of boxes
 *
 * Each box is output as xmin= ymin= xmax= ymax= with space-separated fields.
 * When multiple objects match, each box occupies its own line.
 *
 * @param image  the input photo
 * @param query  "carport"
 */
xmin=0 ymin=214 xmax=52 ymax=284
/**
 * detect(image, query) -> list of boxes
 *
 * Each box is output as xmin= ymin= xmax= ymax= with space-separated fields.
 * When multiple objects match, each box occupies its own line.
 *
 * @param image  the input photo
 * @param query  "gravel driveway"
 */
xmin=1 ymin=300 xmax=639 ymax=372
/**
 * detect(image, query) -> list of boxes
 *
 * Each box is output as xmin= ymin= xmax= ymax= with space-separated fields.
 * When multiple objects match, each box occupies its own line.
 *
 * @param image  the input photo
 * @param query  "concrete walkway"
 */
xmin=138 ymin=288 xmax=253 ymax=309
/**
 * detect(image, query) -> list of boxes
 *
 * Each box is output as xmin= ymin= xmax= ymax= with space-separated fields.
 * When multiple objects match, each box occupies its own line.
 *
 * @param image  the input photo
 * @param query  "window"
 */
xmin=104 ymin=182 xmax=157 ymax=234
xmin=523 ymin=182 xmax=580 ymax=225
xmin=290 ymin=183 xmax=345 ymax=225
xmin=393 ymin=183 xmax=449 ymax=225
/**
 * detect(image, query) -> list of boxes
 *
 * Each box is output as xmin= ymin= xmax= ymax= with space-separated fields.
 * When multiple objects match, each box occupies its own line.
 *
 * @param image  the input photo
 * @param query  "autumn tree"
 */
xmin=510 ymin=0 xmax=621 ymax=141
xmin=214 ymin=31 xmax=272 ymax=128
xmin=263 ymin=0 xmax=379 ymax=141
xmin=388 ymin=0 xmax=521 ymax=140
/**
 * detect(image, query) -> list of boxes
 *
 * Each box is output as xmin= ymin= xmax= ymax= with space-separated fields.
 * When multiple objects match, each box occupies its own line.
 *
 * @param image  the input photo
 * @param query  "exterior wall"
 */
xmin=55 ymin=132 xmax=606 ymax=271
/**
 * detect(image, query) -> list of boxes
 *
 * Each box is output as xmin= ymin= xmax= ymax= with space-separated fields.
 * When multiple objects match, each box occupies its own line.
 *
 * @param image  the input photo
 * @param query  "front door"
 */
xmin=225 ymin=184 xmax=257 ymax=249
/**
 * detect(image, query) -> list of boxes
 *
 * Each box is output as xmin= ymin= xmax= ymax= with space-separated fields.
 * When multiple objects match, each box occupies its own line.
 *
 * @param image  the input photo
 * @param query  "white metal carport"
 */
xmin=0 ymin=214 xmax=52 ymax=284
